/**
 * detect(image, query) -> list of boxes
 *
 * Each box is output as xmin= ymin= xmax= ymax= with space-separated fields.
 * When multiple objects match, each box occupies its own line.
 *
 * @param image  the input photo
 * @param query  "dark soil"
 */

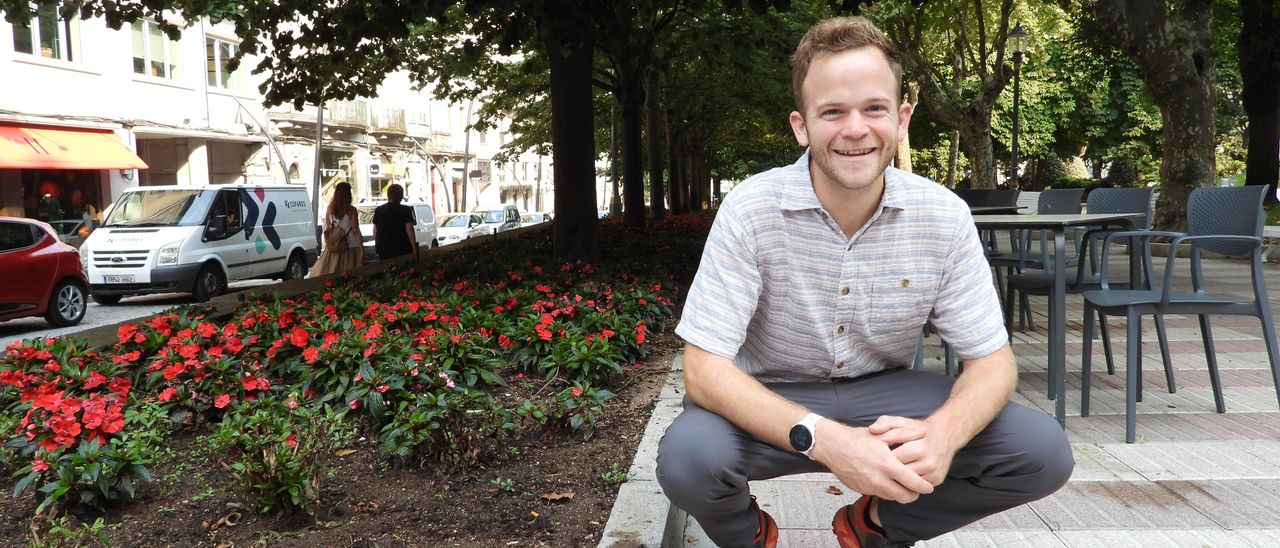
xmin=0 ymin=333 xmax=680 ymax=548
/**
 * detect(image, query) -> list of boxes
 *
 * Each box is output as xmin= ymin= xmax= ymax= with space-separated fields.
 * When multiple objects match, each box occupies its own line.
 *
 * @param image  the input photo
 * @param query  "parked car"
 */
xmin=474 ymin=204 xmax=522 ymax=234
xmin=436 ymin=212 xmax=488 ymax=246
xmin=521 ymin=211 xmax=553 ymax=225
xmin=355 ymin=201 xmax=440 ymax=261
xmin=0 ymin=216 xmax=90 ymax=326
xmin=48 ymin=218 xmax=94 ymax=248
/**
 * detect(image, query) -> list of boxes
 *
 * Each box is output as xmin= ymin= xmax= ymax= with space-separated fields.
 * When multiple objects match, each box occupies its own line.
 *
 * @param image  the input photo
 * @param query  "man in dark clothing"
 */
xmin=372 ymin=183 xmax=417 ymax=261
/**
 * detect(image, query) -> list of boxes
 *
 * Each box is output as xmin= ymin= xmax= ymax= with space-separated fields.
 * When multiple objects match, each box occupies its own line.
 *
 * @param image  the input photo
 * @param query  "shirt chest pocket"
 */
xmin=866 ymin=275 xmax=939 ymax=347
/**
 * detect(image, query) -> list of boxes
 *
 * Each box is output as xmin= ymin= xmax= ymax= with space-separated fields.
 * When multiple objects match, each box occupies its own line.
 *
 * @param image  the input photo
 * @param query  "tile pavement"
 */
xmin=601 ymin=254 xmax=1280 ymax=547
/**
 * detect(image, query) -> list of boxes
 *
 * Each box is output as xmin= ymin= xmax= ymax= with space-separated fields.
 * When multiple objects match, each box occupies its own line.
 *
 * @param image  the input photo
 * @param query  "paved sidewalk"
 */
xmin=601 ymin=255 xmax=1280 ymax=547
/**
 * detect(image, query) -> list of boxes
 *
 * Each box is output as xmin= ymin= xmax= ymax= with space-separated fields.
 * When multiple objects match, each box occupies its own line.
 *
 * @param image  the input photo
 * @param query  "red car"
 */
xmin=0 ymin=216 xmax=90 ymax=327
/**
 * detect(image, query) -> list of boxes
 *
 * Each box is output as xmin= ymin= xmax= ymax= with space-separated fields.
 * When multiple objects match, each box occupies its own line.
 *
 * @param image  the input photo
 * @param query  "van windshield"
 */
xmin=104 ymin=189 xmax=208 ymax=227
xmin=439 ymin=214 xmax=469 ymax=228
xmin=481 ymin=210 xmax=504 ymax=223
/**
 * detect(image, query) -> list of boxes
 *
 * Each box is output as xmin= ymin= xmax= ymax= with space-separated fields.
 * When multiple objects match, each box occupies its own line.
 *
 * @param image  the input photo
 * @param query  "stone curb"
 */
xmin=597 ymin=354 xmax=685 ymax=548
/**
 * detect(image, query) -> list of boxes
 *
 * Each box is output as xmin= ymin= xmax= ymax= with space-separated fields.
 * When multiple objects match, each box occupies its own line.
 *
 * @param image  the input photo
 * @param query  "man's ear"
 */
xmin=897 ymin=101 xmax=913 ymax=137
xmin=788 ymin=111 xmax=809 ymax=147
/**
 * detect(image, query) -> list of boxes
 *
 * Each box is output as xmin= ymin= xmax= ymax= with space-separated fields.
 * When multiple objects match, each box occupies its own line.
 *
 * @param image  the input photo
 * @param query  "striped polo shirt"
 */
xmin=676 ymin=153 xmax=1008 ymax=382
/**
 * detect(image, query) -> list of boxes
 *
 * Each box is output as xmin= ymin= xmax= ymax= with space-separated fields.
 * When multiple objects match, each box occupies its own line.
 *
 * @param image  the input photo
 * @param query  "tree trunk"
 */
xmin=945 ymin=129 xmax=960 ymax=187
xmin=895 ymin=82 xmax=918 ymax=173
xmin=618 ymin=66 xmax=646 ymax=229
xmin=543 ymin=16 xmax=600 ymax=259
xmin=646 ymin=70 xmax=667 ymax=219
xmin=1097 ymin=0 xmax=1216 ymax=230
xmin=958 ymin=111 xmax=998 ymax=189
xmin=667 ymin=117 xmax=685 ymax=214
xmin=1240 ymin=0 xmax=1280 ymax=205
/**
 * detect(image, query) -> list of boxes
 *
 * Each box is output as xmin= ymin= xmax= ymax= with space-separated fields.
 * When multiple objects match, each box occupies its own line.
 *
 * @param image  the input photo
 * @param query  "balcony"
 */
xmin=324 ymin=100 xmax=369 ymax=129
xmin=370 ymin=107 xmax=407 ymax=135
xmin=425 ymin=131 xmax=453 ymax=155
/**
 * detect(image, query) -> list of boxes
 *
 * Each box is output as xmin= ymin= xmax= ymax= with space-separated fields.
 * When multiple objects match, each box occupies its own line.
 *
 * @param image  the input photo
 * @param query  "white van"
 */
xmin=80 ymin=185 xmax=317 ymax=303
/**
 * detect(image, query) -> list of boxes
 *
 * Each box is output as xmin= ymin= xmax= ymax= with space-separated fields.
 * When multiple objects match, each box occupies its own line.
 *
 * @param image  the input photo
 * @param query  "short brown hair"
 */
xmin=791 ymin=16 xmax=903 ymax=111
xmin=386 ymin=183 xmax=404 ymax=204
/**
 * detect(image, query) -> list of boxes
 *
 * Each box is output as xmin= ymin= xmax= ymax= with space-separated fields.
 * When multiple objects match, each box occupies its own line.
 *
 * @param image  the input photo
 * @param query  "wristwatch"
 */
xmin=789 ymin=413 xmax=823 ymax=457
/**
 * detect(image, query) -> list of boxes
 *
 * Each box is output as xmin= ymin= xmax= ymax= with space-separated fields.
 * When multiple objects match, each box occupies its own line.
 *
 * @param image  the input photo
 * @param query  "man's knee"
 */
xmin=656 ymin=411 xmax=745 ymax=508
xmin=1011 ymin=408 xmax=1075 ymax=497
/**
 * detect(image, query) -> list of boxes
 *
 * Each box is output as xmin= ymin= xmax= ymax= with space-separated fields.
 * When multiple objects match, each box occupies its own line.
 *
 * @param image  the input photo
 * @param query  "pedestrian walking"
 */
xmin=372 ymin=183 xmax=417 ymax=261
xmin=309 ymin=182 xmax=363 ymax=276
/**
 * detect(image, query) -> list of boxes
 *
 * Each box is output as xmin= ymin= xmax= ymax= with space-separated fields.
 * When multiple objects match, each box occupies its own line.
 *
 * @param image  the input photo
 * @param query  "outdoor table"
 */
xmin=971 ymin=213 xmax=1145 ymax=426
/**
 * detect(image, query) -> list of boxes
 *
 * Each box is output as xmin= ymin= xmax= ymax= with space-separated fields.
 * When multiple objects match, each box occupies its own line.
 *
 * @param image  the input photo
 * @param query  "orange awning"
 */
xmin=0 ymin=125 xmax=148 ymax=170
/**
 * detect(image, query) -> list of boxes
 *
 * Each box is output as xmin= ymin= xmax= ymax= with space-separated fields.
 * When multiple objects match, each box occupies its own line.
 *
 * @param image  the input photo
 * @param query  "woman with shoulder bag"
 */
xmin=308 ymin=182 xmax=364 ymax=277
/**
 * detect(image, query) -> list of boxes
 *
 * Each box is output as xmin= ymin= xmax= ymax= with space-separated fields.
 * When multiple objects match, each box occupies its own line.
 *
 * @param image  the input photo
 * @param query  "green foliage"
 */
xmin=489 ymin=476 xmax=516 ymax=493
xmin=11 ymin=435 xmax=155 ymax=516
xmin=209 ymin=399 xmax=354 ymax=515
xmin=378 ymin=388 xmax=509 ymax=469
xmin=555 ymin=383 xmax=616 ymax=436
xmin=601 ymin=463 xmax=629 ymax=486
xmin=26 ymin=514 xmax=115 ymax=548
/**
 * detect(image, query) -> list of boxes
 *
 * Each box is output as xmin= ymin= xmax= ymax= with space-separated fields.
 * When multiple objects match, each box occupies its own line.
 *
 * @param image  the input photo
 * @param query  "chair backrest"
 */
xmin=952 ymin=188 xmax=1021 ymax=208
xmin=1086 ymin=187 xmax=1155 ymax=230
xmin=1037 ymin=188 xmax=1084 ymax=214
xmin=1186 ymin=184 xmax=1270 ymax=256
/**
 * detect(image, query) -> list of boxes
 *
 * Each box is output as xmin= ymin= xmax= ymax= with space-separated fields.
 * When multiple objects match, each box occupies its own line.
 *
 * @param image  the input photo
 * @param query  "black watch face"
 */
xmin=789 ymin=424 xmax=813 ymax=452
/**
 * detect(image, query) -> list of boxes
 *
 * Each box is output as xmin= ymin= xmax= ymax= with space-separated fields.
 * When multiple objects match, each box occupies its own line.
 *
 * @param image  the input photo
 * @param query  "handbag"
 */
xmin=324 ymin=215 xmax=351 ymax=251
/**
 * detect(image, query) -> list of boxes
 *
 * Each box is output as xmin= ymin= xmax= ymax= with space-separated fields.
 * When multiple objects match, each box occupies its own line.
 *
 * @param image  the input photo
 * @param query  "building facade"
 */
xmin=1 ymin=8 xmax=553 ymax=223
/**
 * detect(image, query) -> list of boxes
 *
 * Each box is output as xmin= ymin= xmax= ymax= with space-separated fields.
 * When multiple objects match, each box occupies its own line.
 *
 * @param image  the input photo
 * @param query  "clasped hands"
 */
xmin=810 ymin=415 xmax=957 ymax=505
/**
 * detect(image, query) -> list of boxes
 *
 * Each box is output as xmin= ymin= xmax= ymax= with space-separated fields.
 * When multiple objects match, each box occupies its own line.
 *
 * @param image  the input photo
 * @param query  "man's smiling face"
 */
xmin=789 ymin=46 xmax=911 ymax=195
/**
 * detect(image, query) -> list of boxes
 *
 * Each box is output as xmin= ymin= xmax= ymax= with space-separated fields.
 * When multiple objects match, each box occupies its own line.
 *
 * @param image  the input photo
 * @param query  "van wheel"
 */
xmin=45 ymin=279 xmax=87 ymax=327
xmin=283 ymin=251 xmax=307 ymax=281
xmin=192 ymin=263 xmax=225 ymax=302
xmin=431 ymin=239 xmax=439 ymax=249
xmin=92 ymin=294 xmax=123 ymax=305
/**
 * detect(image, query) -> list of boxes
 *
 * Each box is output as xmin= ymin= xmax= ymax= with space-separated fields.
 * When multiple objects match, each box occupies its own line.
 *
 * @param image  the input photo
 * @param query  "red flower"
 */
xmin=108 ymin=377 xmax=131 ymax=396
xmin=31 ymin=459 xmax=48 ymax=472
xmin=285 ymin=433 xmax=298 ymax=448
xmin=117 ymin=324 xmax=139 ymax=344
xmin=42 ymin=360 xmax=60 ymax=372
xmin=163 ymin=363 xmax=186 ymax=380
xmin=178 ymin=344 xmax=201 ymax=359
xmin=303 ymin=347 xmax=320 ymax=363
xmin=196 ymin=322 xmax=218 ymax=338
xmin=601 ymin=329 xmax=616 ymax=338
xmin=498 ymin=335 xmax=514 ymax=349
xmin=214 ymin=394 xmax=231 ymax=409
xmin=158 ymin=387 xmax=177 ymax=402
xmin=571 ymin=387 xmax=583 ymax=397
xmin=83 ymin=371 xmax=108 ymax=390
xmin=536 ymin=326 xmax=553 ymax=342
xmin=289 ymin=326 xmax=309 ymax=347
xmin=241 ymin=375 xmax=259 ymax=391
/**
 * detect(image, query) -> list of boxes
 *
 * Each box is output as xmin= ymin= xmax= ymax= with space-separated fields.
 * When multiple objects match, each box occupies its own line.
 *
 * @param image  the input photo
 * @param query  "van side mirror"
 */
xmin=206 ymin=215 xmax=228 ymax=240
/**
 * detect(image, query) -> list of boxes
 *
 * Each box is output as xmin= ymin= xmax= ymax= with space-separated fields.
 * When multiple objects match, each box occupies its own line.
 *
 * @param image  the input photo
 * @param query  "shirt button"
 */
xmin=836 ymin=361 xmax=845 ymax=369
xmin=836 ymin=326 xmax=845 ymax=334
xmin=840 ymin=287 xmax=850 ymax=295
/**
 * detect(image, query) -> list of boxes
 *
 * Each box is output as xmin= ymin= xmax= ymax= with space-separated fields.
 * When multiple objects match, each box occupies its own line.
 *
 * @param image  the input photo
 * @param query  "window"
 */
xmin=12 ymin=4 xmax=79 ymax=61
xmin=132 ymin=20 xmax=181 ymax=79
xmin=205 ymin=37 xmax=240 ymax=89
xmin=0 ymin=222 xmax=40 ymax=252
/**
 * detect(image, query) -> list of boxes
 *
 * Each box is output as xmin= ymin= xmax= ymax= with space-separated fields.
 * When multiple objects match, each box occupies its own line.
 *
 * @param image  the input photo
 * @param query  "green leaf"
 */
xmin=12 ymin=470 xmax=38 ymax=497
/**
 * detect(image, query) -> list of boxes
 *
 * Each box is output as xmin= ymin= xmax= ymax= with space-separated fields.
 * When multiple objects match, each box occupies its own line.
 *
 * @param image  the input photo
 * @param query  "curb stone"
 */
xmin=597 ymin=354 xmax=685 ymax=547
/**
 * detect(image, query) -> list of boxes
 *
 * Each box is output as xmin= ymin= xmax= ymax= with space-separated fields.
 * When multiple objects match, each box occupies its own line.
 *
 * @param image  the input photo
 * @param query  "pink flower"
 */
xmin=31 ymin=459 xmax=48 ymax=473
xmin=288 ymin=400 xmax=299 ymax=410
xmin=214 ymin=394 xmax=231 ymax=409
xmin=572 ymin=387 xmax=583 ymax=397
xmin=348 ymin=399 xmax=360 ymax=410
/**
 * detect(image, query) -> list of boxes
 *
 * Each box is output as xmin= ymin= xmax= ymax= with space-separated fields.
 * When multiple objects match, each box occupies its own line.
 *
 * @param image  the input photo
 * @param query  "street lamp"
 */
xmin=1009 ymin=23 xmax=1029 ymax=185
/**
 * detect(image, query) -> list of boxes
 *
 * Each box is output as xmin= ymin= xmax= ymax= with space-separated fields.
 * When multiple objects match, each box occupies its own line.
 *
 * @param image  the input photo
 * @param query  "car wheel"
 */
xmin=45 ymin=279 xmax=87 ymax=327
xmin=192 ymin=263 xmax=225 ymax=302
xmin=92 ymin=293 xmax=123 ymax=305
xmin=431 ymin=239 xmax=439 ymax=249
xmin=282 ymin=251 xmax=307 ymax=281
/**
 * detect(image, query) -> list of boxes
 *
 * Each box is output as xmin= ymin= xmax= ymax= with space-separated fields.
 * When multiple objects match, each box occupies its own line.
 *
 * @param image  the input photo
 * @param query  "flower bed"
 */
xmin=1 ymin=213 xmax=712 ymax=539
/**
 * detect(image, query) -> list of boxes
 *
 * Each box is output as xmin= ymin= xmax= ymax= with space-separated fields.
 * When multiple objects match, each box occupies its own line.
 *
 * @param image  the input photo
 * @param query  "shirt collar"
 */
xmin=779 ymin=150 xmax=910 ymax=213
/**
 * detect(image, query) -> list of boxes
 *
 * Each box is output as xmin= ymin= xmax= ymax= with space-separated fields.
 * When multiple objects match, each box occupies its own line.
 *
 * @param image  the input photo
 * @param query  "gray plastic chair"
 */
xmin=1007 ymin=187 xmax=1171 ymax=381
xmin=1080 ymin=185 xmax=1280 ymax=443
xmin=990 ymin=188 xmax=1085 ymax=330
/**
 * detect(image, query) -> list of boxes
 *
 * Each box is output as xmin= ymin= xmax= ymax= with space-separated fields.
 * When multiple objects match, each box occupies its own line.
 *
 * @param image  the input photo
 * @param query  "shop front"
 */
xmin=0 ymin=125 xmax=148 ymax=221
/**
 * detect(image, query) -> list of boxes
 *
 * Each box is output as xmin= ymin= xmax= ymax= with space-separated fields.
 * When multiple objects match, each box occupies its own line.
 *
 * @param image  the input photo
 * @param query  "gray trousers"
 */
xmin=655 ymin=368 xmax=1074 ymax=547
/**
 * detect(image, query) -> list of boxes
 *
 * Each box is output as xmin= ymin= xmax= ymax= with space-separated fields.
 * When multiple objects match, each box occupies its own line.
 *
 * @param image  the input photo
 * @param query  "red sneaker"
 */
xmin=750 ymin=496 xmax=778 ymax=548
xmin=832 ymin=495 xmax=907 ymax=548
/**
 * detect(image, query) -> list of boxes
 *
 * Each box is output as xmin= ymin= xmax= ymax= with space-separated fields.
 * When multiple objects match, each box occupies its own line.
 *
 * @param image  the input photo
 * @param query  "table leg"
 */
xmin=1051 ymin=228 xmax=1067 ymax=427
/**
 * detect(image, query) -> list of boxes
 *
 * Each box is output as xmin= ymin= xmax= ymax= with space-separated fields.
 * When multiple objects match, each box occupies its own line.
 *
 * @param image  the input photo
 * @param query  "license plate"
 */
xmin=104 ymin=275 xmax=135 ymax=283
